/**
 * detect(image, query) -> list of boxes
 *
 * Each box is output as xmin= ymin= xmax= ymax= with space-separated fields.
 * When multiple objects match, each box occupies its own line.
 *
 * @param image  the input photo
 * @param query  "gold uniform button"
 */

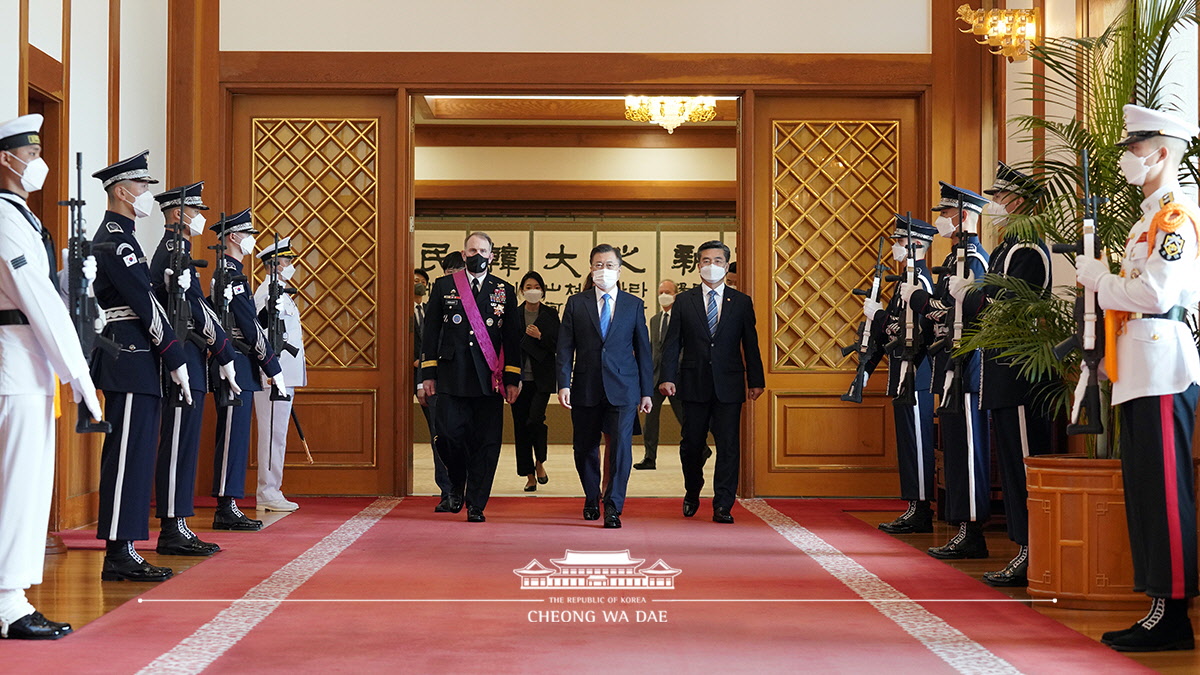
xmin=1152 ymin=334 xmax=1160 ymax=341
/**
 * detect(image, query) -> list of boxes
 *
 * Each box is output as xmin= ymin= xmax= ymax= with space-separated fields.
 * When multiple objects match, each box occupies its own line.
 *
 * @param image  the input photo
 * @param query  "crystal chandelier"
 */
xmin=624 ymin=96 xmax=717 ymax=133
xmin=956 ymin=5 xmax=1039 ymax=63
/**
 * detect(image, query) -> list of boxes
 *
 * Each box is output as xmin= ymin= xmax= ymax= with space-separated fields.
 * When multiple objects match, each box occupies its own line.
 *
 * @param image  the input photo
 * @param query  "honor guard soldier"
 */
xmin=0 ymin=114 xmax=102 ymax=638
xmin=1077 ymin=105 xmax=1200 ymax=652
xmin=969 ymin=163 xmax=1055 ymax=587
xmin=862 ymin=215 xmax=938 ymax=534
xmin=208 ymin=209 xmax=283 ymax=530
xmin=421 ymin=232 xmax=522 ymax=522
xmin=148 ymin=182 xmax=240 ymax=556
xmin=253 ymin=236 xmax=306 ymax=512
xmin=90 ymin=151 xmax=191 ymax=582
xmin=902 ymin=182 xmax=991 ymax=559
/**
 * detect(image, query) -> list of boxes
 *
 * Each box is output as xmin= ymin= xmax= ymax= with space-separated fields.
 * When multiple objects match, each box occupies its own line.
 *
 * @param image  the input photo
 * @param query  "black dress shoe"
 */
xmin=537 ymin=473 xmax=549 ymax=485
xmin=927 ymin=522 xmax=988 ymax=559
xmin=604 ymin=511 xmax=622 ymax=528
xmin=434 ymin=497 xmax=452 ymax=513
xmin=446 ymin=494 xmax=464 ymax=514
xmin=682 ymin=499 xmax=699 ymax=518
xmin=633 ymin=459 xmax=656 ymax=470
xmin=102 ymin=555 xmax=174 ymax=582
xmin=157 ymin=532 xmax=220 ymax=557
xmin=583 ymin=504 xmax=601 ymax=521
xmin=524 ymin=483 xmax=537 ymax=492
xmin=1106 ymin=598 xmax=1195 ymax=651
xmin=983 ymin=547 xmax=1028 ymax=587
xmin=878 ymin=501 xmax=933 ymax=534
xmin=1 ymin=611 xmax=72 ymax=640
xmin=466 ymin=507 xmax=486 ymax=523
xmin=213 ymin=505 xmax=264 ymax=531
xmin=712 ymin=509 xmax=735 ymax=524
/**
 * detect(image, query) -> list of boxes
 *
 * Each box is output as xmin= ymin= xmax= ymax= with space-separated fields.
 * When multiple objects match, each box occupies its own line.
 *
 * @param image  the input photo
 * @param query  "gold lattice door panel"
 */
xmin=250 ymin=118 xmax=379 ymax=368
xmin=771 ymin=120 xmax=899 ymax=371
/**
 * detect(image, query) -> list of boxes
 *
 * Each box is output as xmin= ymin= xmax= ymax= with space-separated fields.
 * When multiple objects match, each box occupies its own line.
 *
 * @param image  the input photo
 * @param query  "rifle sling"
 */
xmin=0 ymin=308 xmax=29 ymax=325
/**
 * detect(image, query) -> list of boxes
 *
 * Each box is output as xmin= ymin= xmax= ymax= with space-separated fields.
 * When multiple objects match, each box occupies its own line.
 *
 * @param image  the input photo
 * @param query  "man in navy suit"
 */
xmin=557 ymin=243 xmax=653 ymax=528
xmin=660 ymin=240 xmax=765 ymax=523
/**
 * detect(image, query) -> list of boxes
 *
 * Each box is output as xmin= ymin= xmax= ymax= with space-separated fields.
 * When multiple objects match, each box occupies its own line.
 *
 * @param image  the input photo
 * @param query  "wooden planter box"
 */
xmin=1025 ymin=455 xmax=1142 ymax=610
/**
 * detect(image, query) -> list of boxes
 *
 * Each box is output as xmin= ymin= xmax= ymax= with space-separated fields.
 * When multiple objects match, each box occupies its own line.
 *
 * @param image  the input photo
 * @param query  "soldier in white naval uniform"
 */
xmin=1077 ymin=105 xmax=1200 ymax=653
xmin=0 ymin=114 xmax=103 ymax=639
xmin=253 ymin=237 xmax=306 ymax=512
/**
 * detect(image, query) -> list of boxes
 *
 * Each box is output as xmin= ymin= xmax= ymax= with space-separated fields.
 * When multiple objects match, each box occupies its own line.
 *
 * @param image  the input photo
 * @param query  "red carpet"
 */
xmin=10 ymin=497 xmax=1150 ymax=673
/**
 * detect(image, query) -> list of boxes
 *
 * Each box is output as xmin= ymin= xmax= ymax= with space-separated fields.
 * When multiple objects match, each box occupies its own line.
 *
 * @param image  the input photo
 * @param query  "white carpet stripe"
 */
xmin=137 ymin=497 xmax=401 ymax=675
xmin=740 ymin=498 xmax=1021 ymax=675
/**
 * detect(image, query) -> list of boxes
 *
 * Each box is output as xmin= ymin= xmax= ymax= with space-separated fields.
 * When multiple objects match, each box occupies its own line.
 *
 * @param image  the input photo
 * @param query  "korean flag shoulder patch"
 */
xmin=123 ymin=252 xmax=139 ymax=267
xmin=1160 ymin=232 xmax=1185 ymax=261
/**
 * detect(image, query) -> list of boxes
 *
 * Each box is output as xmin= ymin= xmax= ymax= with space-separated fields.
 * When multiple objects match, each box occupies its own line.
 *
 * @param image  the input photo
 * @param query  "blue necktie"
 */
xmin=600 ymin=293 xmax=611 ymax=339
xmin=707 ymin=290 xmax=718 ymax=335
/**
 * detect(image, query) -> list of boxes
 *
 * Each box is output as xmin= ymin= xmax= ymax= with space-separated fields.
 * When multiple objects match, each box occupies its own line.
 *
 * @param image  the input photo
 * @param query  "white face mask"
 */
xmin=238 ymin=234 xmax=257 ymax=256
xmin=6 ymin=153 xmax=48 ymax=192
xmin=891 ymin=242 xmax=909 ymax=262
xmin=124 ymin=187 xmax=155 ymax=218
xmin=983 ymin=201 xmax=1008 ymax=217
xmin=280 ymin=264 xmax=296 ymax=282
xmin=1119 ymin=149 xmax=1156 ymax=186
xmin=185 ymin=211 xmax=206 ymax=237
xmin=523 ymin=289 xmax=543 ymax=303
xmin=592 ymin=268 xmax=619 ymax=291
xmin=699 ymin=264 xmax=727 ymax=283
xmin=935 ymin=215 xmax=956 ymax=238
xmin=657 ymin=293 xmax=674 ymax=307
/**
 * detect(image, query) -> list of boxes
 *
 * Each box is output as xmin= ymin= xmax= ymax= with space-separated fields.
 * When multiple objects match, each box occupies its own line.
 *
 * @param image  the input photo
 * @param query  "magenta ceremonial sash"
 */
xmin=453 ymin=270 xmax=504 ymax=393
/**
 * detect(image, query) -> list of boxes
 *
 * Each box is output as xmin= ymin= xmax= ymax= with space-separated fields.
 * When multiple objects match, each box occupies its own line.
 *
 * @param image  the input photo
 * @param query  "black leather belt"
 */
xmin=1130 ymin=306 xmax=1188 ymax=321
xmin=0 ymin=309 xmax=29 ymax=325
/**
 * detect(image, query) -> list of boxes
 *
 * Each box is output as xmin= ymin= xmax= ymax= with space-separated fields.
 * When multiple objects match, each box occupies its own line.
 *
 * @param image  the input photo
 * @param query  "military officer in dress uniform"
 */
xmin=902 ymin=182 xmax=991 ymax=559
xmin=421 ymin=232 xmax=521 ymax=523
xmin=148 ymin=182 xmax=239 ymax=556
xmin=969 ymin=163 xmax=1055 ymax=587
xmin=208 ymin=210 xmax=284 ymax=530
xmin=253 ymin=236 xmax=306 ymax=512
xmin=861 ymin=215 xmax=938 ymax=534
xmin=0 ymin=114 xmax=102 ymax=638
xmin=90 ymin=151 xmax=191 ymax=582
xmin=1077 ymin=105 xmax=1200 ymax=652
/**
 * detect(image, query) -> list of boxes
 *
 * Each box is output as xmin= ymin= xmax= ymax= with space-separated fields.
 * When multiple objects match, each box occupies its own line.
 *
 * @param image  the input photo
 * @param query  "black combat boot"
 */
xmin=927 ymin=521 xmax=988 ymax=559
xmin=878 ymin=501 xmax=933 ymax=534
xmin=1104 ymin=598 xmax=1194 ymax=652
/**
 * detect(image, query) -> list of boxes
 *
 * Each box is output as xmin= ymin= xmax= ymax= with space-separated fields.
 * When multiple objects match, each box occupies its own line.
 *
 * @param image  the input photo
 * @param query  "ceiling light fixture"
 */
xmin=624 ymin=96 xmax=717 ymax=133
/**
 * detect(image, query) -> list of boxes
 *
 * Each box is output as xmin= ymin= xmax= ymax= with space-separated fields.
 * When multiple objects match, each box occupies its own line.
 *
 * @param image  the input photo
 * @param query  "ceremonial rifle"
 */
xmin=208 ymin=213 xmax=246 ymax=408
xmin=261 ymin=233 xmax=294 ymax=471
xmin=1051 ymin=149 xmax=1106 ymax=434
xmin=931 ymin=195 xmax=969 ymax=414
xmin=840 ymin=236 xmax=887 ymax=403
xmin=163 ymin=183 xmax=209 ymax=409
xmin=887 ymin=215 xmax=922 ymax=407
xmin=60 ymin=152 xmax=117 ymax=433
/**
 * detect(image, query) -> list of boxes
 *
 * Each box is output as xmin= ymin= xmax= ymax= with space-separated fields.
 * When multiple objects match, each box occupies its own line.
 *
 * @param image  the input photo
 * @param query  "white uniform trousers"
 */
xmin=0 ymin=394 xmax=54 ymax=590
xmin=254 ymin=386 xmax=293 ymax=504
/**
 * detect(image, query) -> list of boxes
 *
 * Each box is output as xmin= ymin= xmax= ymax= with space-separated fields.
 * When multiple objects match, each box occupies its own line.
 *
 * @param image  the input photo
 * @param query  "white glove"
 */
xmin=224 ymin=284 xmax=234 ymax=302
xmin=70 ymin=377 xmax=103 ymax=422
xmin=948 ymin=272 xmax=975 ymax=303
xmin=61 ymin=248 xmax=69 ymax=270
xmin=899 ymin=282 xmax=919 ymax=305
xmin=863 ymin=297 xmax=883 ymax=321
xmin=83 ymin=255 xmax=97 ymax=282
xmin=271 ymin=371 xmax=288 ymax=395
xmin=165 ymin=268 xmax=192 ymax=292
xmin=275 ymin=296 xmax=287 ymax=313
xmin=1075 ymin=257 xmax=1109 ymax=290
xmin=218 ymin=360 xmax=242 ymax=396
xmin=169 ymin=365 xmax=193 ymax=405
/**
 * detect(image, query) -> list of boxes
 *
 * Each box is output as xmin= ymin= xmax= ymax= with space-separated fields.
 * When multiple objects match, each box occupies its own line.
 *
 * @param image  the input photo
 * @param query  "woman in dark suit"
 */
xmin=513 ymin=271 xmax=559 ymax=491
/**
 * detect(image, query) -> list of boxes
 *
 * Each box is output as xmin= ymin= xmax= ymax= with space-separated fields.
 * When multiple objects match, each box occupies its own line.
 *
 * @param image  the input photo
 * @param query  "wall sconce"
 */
xmin=956 ymin=5 xmax=1039 ymax=62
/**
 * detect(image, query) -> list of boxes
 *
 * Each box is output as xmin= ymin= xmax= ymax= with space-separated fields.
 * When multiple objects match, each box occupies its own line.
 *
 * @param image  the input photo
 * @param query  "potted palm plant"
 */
xmin=961 ymin=0 xmax=1200 ymax=609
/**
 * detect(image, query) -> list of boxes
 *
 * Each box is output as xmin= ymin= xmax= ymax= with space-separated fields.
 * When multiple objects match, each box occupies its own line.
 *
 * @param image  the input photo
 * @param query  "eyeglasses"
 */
xmin=590 ymin=261 xmax=620 ymax=271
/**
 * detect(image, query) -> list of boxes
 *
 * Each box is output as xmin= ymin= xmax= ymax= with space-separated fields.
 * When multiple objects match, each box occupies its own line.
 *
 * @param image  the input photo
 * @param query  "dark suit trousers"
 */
xmin=1119 ymin=385 xmax=1199 ymax=599
xmin=572 ymin=402 xmax=636 ymax=513
xmin=512 ymin=382 xmax=551 ymax=476
xmin=437 ymin=393 xmax=504 ymax=510
xmin=893 ymin=389 xmax=936 ymax=502
xmin=97 ymin=392 xmax=160 ymax=542
xmin=938 ymin=391 xmax=989 ymax=523
xmin=681 ymin=399 xmax=742 ymax=512
xmin=155 ymin=392 xmax=205 ymax=519
xmin=991 ymin=404 xmax=1054 ymax=545
xmin=420 ymin=394 xmax=452 ymax=498
xmin=640 ymin=391 xmax=710 ymax=461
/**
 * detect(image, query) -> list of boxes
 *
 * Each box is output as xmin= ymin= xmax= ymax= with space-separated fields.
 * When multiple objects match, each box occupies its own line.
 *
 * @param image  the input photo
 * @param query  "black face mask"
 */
xmin=465 ymin=253 xmax=488 ymax=274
